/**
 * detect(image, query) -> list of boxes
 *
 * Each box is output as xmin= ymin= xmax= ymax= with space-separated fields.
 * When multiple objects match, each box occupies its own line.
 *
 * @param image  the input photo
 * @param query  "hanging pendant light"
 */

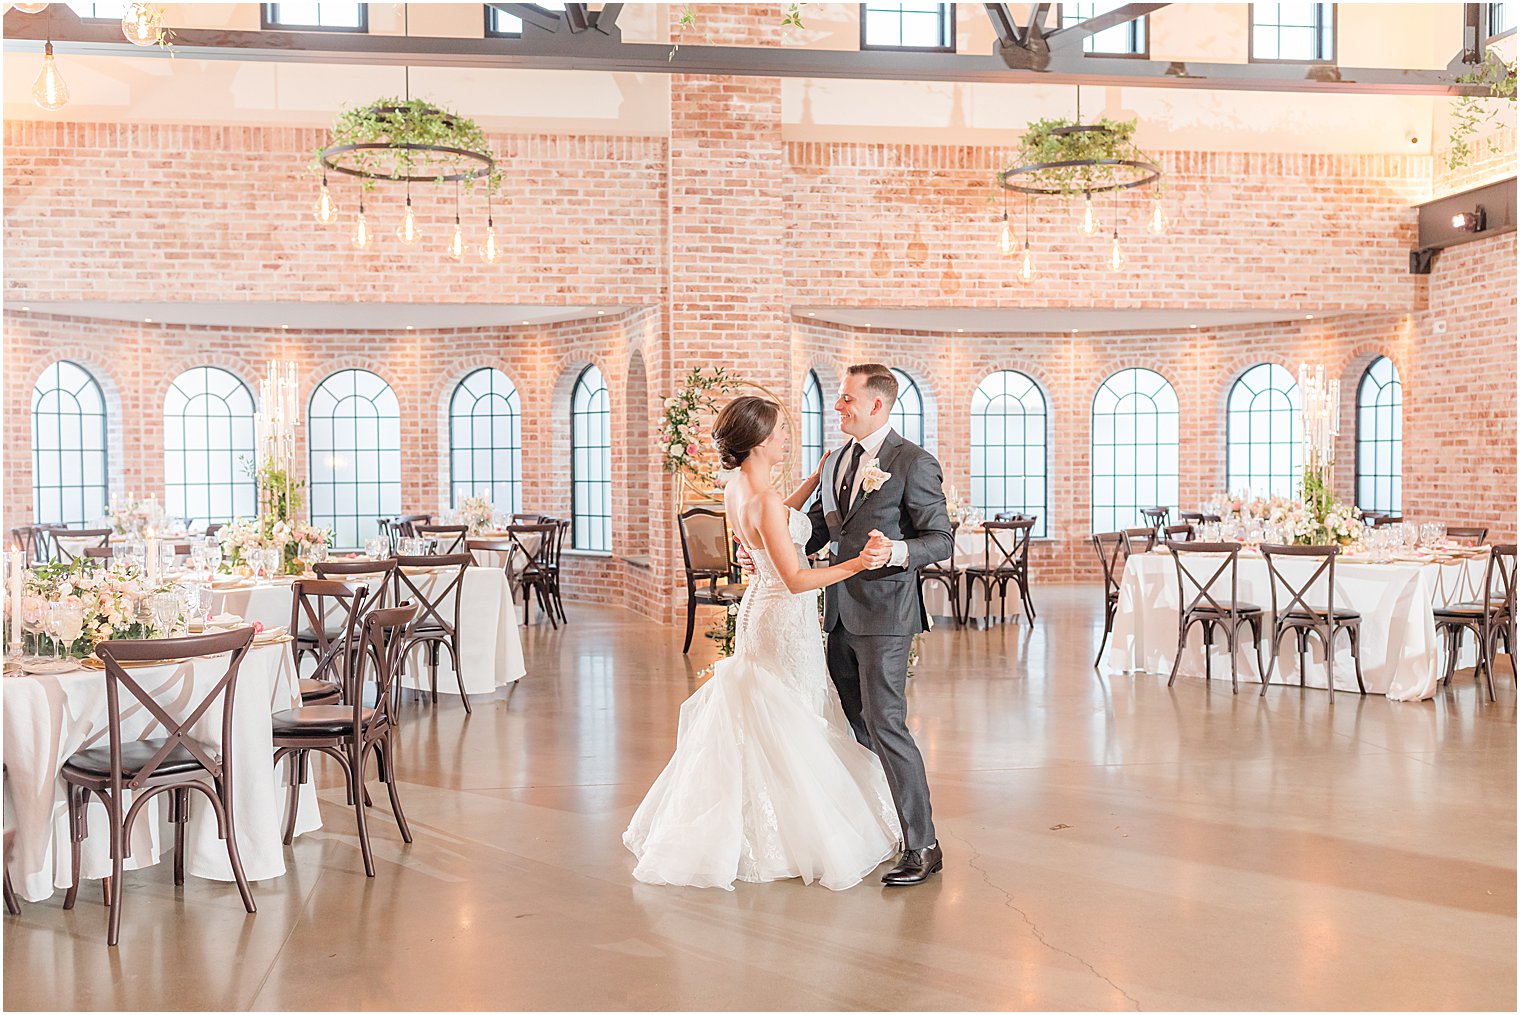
xmin=1019 ymin=195 xmax=1036 ymax=283
xmin=14 ymin=3 xmax=51 ymax=13
xmin=1079 ymin=192 xmax=1101 ymax=236
xmin=31 ymin=40 xmax=68 ymax=111
xmin=1107 ymin=229 xmax=1126 ymax=271
xmin=121 ymin=2 xmax=161 ymax=46
xmin=448 ymin=182 xmax=464 ymax=261
xmin=1147 ymin=191 xmax=1168 ymax=235
xmin=396 ymin=185 xmax=421 ymax=244
xmin=997 ymin=210 xmax=1015 ymax=256
xmin=313 ymin=171 xmax=340 ymax=224
xmin=351 ymin=190 xmax=371 ymax=249
xmin=480 ymin=190 xmax=499 ymax=264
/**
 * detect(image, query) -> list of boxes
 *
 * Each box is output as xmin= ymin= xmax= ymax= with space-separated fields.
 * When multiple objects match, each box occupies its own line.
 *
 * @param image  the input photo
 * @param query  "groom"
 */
xmin=808 ymin=363 xmax=953 ymax=886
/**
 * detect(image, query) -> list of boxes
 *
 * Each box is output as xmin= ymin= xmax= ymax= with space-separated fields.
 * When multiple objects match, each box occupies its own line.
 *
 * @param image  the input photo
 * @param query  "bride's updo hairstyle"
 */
xmin=713 ymin=395 xmax=781 ymax=470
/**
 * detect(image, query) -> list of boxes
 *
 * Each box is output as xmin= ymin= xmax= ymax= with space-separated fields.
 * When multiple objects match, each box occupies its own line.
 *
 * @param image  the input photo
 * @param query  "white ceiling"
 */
xmin=793 ymin=307 xmax=1323 ymax=334
xmin=5 ymin=301 xmax=622 ymax=330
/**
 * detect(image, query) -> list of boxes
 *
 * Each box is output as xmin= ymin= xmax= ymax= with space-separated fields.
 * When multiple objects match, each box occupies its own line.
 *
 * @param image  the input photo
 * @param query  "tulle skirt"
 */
xmin=623 ymin=653 xmax=901 ymax=891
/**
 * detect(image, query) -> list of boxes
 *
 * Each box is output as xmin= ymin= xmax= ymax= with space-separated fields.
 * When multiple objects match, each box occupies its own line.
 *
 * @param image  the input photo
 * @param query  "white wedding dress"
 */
xmin=623 ymin=505 xmax=901 ymax=891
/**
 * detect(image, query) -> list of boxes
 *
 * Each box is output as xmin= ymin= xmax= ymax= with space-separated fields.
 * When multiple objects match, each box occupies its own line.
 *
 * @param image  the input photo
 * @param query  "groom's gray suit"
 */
xmin=806 ymin=428 xmax=953 ymax=852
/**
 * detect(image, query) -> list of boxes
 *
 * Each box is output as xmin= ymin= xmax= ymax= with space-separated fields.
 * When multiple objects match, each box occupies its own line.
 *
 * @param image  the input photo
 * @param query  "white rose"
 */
xmin=664 ymin=397 xmax=679 ymax=409
xmin=859 ymin=460 xmax=892 ymax=495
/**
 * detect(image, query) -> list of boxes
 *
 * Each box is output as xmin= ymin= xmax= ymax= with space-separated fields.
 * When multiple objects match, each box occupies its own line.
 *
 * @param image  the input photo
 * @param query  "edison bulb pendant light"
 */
xmin=313 ymin=176 xmax=339 ymax=225
xmin=448 ymin=217 xmax=464 ymax=261
xmin=480 ymin=219 xmax=499 ymax=264
xmin=1147 ymin=194 xmax=1168 ymax=235
xmin=396 ymin=196 xmax=421 ymax=244
xmin=1079 ymin=193 xmax=1102 ymax=236
xmin=14 ymin=3 xmax=51 ymax=13
xmin=31 ymin=41 xmax=69 ymax=111
xmin=1019 ymin=243 xmax=1036 ymax=283
xmin=121 ymin=3 xmax=160 ymax=46
xmin=997 ymin=211 xmax=1015 ymax=255
xmin=1107 ymin=230 xmax=1126 ymax=271
xmin=351 ymin=201 xmax=371 ymax=249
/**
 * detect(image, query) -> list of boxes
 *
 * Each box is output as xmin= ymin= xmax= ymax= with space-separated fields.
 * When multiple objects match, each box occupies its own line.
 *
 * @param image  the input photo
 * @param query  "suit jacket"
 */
xmin=806 ymin=429 xmax=954 ymax=637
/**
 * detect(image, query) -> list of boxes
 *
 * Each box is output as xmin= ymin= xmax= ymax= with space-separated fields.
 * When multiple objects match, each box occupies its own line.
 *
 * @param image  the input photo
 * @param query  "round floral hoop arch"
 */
xmin=659 ymin=368 xmax=799 ymax=504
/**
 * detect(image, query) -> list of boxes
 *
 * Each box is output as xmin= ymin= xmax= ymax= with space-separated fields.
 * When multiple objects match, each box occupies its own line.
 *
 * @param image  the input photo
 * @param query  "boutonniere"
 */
xmin=859 ymin=459 xmax=891 ymax=499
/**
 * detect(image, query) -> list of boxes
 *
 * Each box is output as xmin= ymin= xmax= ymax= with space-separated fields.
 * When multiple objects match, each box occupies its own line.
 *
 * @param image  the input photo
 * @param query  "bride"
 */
xmin=623 ymin=395 xmax=902 ymax=891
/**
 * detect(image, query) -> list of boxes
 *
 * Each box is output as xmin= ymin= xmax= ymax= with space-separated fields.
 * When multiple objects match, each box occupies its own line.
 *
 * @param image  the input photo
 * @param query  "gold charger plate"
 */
xmin=80 ymin=656 xmax=187 ymax=670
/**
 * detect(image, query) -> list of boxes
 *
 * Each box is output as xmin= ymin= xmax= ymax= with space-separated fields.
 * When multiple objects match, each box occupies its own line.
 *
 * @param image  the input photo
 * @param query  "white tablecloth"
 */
xmin=2 ymin=643 xmax=319 ymax=903
xmin=204 ymin=565 xmax=526 ymax=695
xmin=922 ymin=530 xmax=1025 ymax=622
xmin=1102 ymin=550 xmax=1489 ymax=701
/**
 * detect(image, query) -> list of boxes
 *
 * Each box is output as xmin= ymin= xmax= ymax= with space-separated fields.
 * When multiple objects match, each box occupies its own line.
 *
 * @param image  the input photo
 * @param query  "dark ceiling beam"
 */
xmin=1461 ymin=3 xmax=1485 ymax=63
xmin=1045 ymin=3 xmax=1168 ymax=51
xmin=983 ymin=4 xmax=1022 ymax=48
xmin=594 ymin=4 xmax=624 ymax=35
xmin=0 ymin=8 xmax=1488 ymax=96
xmin=563 ymin=4 xmax=591 ymax=34
xmin=1409 ymin=176 xmax=1516 ymax=273
xmin=488 ymin=4 xmax=563 ymax=34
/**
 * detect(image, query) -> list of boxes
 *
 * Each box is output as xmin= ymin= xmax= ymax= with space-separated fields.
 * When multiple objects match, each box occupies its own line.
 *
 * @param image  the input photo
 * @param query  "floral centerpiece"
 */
xmin=22 ymin=560 xmax=172 ymax=656
xmin=106 ymin=495 xmax=166 ymax=538
xmin=219 ymin=517 xmax=332 ymax=576
xmin=1205 ymin=487 xmax=1361 ymax=546
xmin=457 ymin=495 xmax=495 ymax=534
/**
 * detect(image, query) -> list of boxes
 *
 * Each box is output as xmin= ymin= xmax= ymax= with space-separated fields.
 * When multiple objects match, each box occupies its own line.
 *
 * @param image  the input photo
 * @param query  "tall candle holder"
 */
xmin=254 ymin=361 xmax=302 ymax=524
xmin=1298 ymin=363 xmax=1340 ymax=517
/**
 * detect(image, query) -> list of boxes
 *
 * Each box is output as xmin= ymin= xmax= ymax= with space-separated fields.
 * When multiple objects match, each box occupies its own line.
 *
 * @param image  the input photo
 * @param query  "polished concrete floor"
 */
xmin=4 ymin=586 xmax=1515 ymax=1011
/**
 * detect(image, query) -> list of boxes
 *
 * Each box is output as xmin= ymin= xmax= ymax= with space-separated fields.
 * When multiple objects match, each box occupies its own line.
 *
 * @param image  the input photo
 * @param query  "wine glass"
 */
xmin=48 ymin=601 xmax=85 ymax=668
xmin=309 ymin=541 xmax=329 ymax=566
xmin=204 ymin=541 xmax=223 ymax=574
xmin=152 ymin=591 xmax=182 ymax=636
xmin=364 ymin=537 xmax=388 ymax=560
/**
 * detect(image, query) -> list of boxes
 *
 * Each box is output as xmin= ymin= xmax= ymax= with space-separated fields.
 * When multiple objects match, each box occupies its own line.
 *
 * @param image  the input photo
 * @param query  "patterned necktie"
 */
xmin=837 ymin=442 xmax=866 ymax=512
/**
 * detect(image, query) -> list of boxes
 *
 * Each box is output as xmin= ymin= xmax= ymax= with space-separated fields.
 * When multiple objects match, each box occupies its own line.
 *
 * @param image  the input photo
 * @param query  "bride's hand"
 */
xmin=855 ymin=532 xmax=893 ymax=571
xmin=809 ymin=449 xmax=831 ymax=483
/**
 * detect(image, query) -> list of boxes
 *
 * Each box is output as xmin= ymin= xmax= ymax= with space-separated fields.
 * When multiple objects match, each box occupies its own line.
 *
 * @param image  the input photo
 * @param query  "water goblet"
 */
xmin=204 ymin=542 xmax=223 ymax=574
xmin=197 ymin=585 xmax=215 ymax=624
xmin=364 ymin=537 xmax=388 ymax=560
xmin=21 ymin=593 xmax=49 ymax=659
xmin=190 ymin=544 xmax=208 ymax=576
xmin=309 ymin=542 xmax=329 ymax=566
xmin=258 ymin=547 xmax=282 ymax=580
xmin=152 ymin=591 xmax=182 ymax=636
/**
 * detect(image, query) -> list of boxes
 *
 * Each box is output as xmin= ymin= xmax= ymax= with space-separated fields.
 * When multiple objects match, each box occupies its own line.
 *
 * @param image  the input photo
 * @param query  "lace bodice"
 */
xmin=735 ymin=507 xmax=829 ymax=714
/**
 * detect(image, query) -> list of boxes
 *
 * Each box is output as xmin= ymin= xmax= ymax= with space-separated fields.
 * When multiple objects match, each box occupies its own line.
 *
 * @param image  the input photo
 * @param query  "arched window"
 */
xmin=32 ymin=361 xmax=108 ymax=527
xmin=449 ymin=367 xmax=522 ymax=513
xmin=889 ymin=367 xmax=924 ymax=446
xmin=163 ymin=367 xmax=257 ymax=526
xmin=1091 ymin=368 xmax=1180 ymax=532
xmin=1356 ymin=356 xmax=1402 ymax=514
xmin=801 ymin=369 xmax=825 ymax=474
xmin=971 ymin=370 xmax=1048 ymax=537
xmin=307 ymin=369 xmax=401 ymax=548
xmin=571 ymin=364 xmax=611 ymax=552
xmin=1226 ymin=363 xmax=1301 ymax=498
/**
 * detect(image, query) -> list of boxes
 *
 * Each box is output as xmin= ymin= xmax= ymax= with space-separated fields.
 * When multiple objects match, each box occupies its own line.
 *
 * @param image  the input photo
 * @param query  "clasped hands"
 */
xmin=858 ymin=530 xmax=894 ymax=570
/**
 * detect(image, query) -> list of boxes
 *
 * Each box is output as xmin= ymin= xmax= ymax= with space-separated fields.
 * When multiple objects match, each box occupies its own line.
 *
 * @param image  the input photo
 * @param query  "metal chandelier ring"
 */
xmin=678 ymin=380 xmax=801 ymax=506
xmin=997 ymin=157 xmax=1162 ymax=195
xmin=320 ymin=142 xmax=496 ymax=183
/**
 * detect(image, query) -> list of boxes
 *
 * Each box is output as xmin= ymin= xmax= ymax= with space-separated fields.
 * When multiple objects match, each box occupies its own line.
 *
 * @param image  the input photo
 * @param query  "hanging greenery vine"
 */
xmin=1446 ymin=55 xmax=1518 ymax=171
xmin=670 ymin=3 xmax=805 ymax=60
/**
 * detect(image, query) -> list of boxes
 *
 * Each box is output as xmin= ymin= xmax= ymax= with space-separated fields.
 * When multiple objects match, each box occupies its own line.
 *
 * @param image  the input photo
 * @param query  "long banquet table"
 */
xmin=3 ymin=642 xmax=321 ymax=903
xmin=1101 ymin=548 xmax=1490 ymax=701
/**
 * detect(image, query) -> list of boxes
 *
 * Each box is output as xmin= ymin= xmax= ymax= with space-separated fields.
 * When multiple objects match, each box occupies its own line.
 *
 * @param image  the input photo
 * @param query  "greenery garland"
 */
xmin=1001 ymin=117 xmax=1157 ymax=197
xmin=660 ymin=367 xmax=738 ymax=490
xmin=312 ymin=97 xmax=504 ymax=193
xmin=1447 ymin=55 xmax=1518 ymax=171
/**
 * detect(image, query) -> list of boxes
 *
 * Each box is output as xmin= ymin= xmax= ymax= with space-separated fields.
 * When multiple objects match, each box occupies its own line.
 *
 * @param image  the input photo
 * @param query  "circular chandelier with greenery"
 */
xmin=310 ymin=97 xmax=505 ymax=263
xmin=993 ymin=104 xmax=1167 ymax=283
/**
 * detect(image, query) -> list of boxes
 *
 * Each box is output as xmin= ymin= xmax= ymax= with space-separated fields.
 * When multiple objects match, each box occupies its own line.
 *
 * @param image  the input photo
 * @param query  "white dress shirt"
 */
xmin=839 ymin=422 xmax=910 ymax=569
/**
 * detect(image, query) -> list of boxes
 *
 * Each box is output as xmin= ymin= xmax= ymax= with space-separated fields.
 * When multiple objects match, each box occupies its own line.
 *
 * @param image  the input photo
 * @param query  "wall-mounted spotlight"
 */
xmin=1450 ymin=206 xmax=1486 ymax=232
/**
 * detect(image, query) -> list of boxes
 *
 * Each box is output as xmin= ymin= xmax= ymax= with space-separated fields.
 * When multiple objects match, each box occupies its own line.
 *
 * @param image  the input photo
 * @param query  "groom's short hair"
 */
xmin=846 ymin=363 xmax=898 ymax=408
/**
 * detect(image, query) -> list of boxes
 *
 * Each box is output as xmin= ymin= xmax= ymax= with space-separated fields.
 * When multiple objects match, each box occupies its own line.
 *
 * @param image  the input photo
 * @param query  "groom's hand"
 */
xmin=860 ymin=530 xmax=893 ymax=569
xmin=735 ymin=542 xmax=756 ymax=576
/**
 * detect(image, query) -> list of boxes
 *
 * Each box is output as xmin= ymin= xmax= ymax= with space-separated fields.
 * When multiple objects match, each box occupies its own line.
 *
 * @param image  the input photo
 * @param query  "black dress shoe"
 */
xmin=881 ymin=842 xmax=943 ymax=886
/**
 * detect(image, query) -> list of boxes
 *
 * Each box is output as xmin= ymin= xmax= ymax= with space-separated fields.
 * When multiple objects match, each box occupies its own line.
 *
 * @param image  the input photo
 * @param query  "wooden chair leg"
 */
xmin=106 ymin=796 xmax=124 ymax=946
xmin=1167 ymin=617 xmax=1189 ymax=688
xmin=683 ymin=598 xmax=697 ymax=654
xmin=218 ymin=785 xmax=256 ymax=915
xmin=378 ymin=736 xmax=412 ymax=843
xmin=172 ymin=788 xmax=187 ymax=887
xmin=63 ymin=785 xmax=82 ymax=910
xmin=3 ymin=862 xmax=18 ymax=916
xmin=351 ymin=747 xmax=376 ymax=878
xmin=1348 ymin=624 xmax=1367 ymax=695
